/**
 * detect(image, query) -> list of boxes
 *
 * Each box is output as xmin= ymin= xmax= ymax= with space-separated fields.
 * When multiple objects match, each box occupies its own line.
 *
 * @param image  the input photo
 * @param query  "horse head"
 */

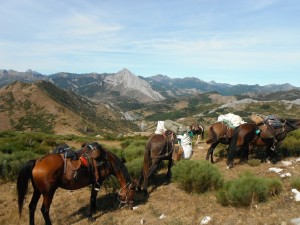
xmin=105 ymin=150 xmax=136 ymax=209
xmin=283 ymin=118 xmax=300 ymax=132
xmin=190 ymin=124 xmax=204 ymax=140
xmin=118 ymin=179 xmax=137 ymax=209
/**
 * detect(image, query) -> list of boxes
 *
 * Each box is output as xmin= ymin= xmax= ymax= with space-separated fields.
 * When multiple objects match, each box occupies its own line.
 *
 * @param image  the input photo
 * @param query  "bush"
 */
xmin=125 ymin=157 xmax=144 ymax=179
xmin=171 ymin=160 xmax=224 ymax=193
xmin=291 ymin=177 xmax=300 ymax=190
xmin=266 ymin=178 xmax=283 ymax=196
xmin=247 ymin=159 xmax=261 ymax=167
xmin=216 ymin=172 xmax=282 ymax=207
xmin=280 ymin=131 xmax=300 ymax=157
xmin=123 ymin=140 xmax=145 ymax=162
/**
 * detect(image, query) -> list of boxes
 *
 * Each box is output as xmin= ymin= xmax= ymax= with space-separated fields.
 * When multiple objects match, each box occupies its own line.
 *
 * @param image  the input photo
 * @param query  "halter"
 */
xmin=117 ymin=182 xmax=135 ymax=208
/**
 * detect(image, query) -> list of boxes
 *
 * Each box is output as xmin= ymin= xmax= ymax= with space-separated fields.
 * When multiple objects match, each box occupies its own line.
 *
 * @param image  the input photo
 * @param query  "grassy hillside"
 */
xmin=0 ymin=81 xmax=139 ymax=135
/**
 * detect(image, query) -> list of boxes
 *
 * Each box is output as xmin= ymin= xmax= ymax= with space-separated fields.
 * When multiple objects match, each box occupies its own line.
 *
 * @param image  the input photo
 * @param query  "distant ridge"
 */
xmin=0 ymin=68 xmax=299 ymax=101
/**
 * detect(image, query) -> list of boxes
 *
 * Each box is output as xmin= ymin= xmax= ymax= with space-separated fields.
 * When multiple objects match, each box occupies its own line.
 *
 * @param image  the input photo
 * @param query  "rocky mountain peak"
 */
xmin=104 ymin=68 xmax=165 ymax=102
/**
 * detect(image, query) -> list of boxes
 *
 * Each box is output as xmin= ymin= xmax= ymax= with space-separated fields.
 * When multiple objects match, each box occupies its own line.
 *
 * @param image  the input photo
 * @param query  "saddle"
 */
xmin=53 ymin=144 xmax=91 ymax=181
xmin=65 ymin=158 xmax=82 ymax=180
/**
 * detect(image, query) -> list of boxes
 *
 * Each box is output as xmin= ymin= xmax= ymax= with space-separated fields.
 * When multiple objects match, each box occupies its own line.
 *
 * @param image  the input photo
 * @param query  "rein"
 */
xmin=104 ymin=151 xmax=134 ymax=208
xmin=117 ymin=182 xmax=135 ymax=208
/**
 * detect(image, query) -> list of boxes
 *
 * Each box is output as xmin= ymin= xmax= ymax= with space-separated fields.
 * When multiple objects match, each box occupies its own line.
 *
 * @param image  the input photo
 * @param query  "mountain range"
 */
xmin=0 ymin=68 xmax=299 ymax=135
xmin=1 ymin=68 xmax=299 ymax=104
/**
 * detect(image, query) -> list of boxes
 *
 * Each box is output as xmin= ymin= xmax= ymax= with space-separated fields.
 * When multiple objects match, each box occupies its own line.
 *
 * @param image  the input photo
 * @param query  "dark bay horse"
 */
xmin=227 ymin=119 xmax=300 ymax=168
xmin=205 ymin=121 xmax=234 ymax=163
xmin=17 ymin=142 xmax=136 ymax=225
xmin=137 ymin=132 xmax=174 ymax=195
xmin=190 ymin=124 xmax=205 ymax=145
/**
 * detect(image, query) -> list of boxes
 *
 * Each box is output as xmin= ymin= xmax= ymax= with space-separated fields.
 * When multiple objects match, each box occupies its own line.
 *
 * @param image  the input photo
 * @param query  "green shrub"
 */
xmin=171 ymin=160 xmax=224 ymax=193
xmin=280 ymin=132 xmax=300 ymax=157
xmin=216 ymin=172 xmax=282 ymax=207
xmin=121 ymin=139 xmax=131 ymax=149
xmin=266 ymin=178 xmax=283 ymax=196
xmin=247 ymin=159 xmax=261 ymax=167
xmin=291 ymin=177 xmax=300 ymax=190
xmin=125 ymin=157 xmax=144 ymax=179
xmin=123 ymin=140 xmax=145 ymax=162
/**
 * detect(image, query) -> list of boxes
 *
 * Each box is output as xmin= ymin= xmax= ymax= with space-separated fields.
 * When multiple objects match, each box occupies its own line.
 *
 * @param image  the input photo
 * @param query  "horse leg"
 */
xmin=239 ymin=145 xmax=249 ymax=164
xmin=87 ymin=189 xmax=98 ymax=222
xmin=266 ymin=146 xmax=278 ymax=164
xmin=195 ymin=135 xmax=200 ymax=145
xmin=142 ymin=165 xmax=150 ymax=196
xmin=143 ymin=160 xmax=161 ymax=194
xmin=226 ymin=148 xmax=237 ymax=169
xmin=29 ymin=189 xmax=41 ymax=225
xmin=40 ymin=190 xmax=56 ymax=225
xmin=206 ymin=142 xmax=218 ymax=163
xmin=166 ymin=158 xmax=173 ymax=179
xmin=137 ymin=168 xmax=144 ymax=192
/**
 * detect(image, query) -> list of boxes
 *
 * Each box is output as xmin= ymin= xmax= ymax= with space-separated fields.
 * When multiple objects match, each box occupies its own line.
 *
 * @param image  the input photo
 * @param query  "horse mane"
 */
xmin=105 ymin=150 xmax=132 ymax=184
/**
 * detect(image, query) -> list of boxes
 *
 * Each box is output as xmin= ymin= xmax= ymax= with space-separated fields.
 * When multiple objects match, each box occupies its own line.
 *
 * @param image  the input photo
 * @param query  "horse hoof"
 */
xmin=87 ymin=216 xmax=96 ymax=222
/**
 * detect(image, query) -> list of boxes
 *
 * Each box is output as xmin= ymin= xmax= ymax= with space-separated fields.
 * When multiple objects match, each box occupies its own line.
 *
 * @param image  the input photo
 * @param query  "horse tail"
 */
xmin=201 ymin=126 xmax=205 ymax=140
xmin=144 ymin=139 xmax=152 ymax=167
xmin=226 ymin=126 xmax=241 ymax=167
xmin=206 ymin=126 xmax=217 ymax=144
xmin=228 ymin=126 xmax=240 ymax=151
xmin=17 ymin=159 xmax=36 ymax=218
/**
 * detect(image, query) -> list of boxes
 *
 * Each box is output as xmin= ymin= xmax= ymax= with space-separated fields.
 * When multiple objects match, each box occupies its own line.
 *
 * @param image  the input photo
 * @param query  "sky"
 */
xmin=0 ymin=0 xmax=300 ymax=86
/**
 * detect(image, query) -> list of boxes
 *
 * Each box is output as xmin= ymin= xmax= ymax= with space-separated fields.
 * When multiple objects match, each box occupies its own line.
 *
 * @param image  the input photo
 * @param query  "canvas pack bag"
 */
xmin=164 ymin=120 xmax=186 ymax=135
xmin=250 ymin=114 xmax=265 ymax=125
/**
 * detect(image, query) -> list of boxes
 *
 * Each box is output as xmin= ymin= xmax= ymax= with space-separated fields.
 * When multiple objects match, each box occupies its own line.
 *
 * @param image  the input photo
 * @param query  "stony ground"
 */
xmin=2 ymin=141 xmax=300 ymax=225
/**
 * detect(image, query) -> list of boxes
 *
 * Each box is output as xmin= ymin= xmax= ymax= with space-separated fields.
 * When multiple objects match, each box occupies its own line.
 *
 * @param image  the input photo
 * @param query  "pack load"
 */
xmin=217 ymin=113 xmax=245 ymax=128
xmin=155 ymin=120 xmax=187 ymax=135
xmin=264 ymin=115 xmax=282 ymax=128
xmin=155 ymin=121 xmax=167 ymax=134
xmin=250 ymin=114 xmax=266 ymax=125
xmin=250 ymin=114 xmax=282 ymax=128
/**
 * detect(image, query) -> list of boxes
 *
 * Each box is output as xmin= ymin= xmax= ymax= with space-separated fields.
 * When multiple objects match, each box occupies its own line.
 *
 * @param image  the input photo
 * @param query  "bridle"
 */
xmin=117 ymin=182 xmax=135 ymax=208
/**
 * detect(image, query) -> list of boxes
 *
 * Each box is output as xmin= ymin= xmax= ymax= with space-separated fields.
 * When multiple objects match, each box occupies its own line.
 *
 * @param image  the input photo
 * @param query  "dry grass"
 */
xmin=2 ymin=141 xmax=300 ymax=225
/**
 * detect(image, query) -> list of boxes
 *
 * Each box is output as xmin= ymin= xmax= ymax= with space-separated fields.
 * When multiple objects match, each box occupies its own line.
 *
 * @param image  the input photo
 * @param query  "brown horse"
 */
xmin=227 ymin=119 xmax=300 ymax=168
xmin=190 ymin=124 xmax=205 ymax=145
xmin=205 ymin=121 xmax=234 ymax=163
xmin=137 ymin=132 xmax=174 ymax=195
xmin=17 ymin=142 xmax=136 ymax=225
